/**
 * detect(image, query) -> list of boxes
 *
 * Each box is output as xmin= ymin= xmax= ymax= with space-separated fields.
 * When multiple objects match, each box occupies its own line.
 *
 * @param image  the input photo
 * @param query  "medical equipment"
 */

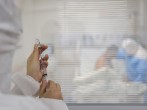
xmin=35 ymin=39 xmax=48 ymax=80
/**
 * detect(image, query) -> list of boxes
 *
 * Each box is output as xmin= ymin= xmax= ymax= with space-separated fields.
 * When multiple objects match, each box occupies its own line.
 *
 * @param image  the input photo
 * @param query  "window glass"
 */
xmin=13 ymin=0 xmax=147 ymax=103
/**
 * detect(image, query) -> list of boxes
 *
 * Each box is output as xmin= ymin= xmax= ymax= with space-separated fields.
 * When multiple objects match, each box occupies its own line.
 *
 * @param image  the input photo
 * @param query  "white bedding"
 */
xmin=72 ymin=67 xmax=147 ymax=103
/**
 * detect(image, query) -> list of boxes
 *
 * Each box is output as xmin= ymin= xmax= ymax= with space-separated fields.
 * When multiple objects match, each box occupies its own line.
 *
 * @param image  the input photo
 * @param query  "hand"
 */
xmin=27 ymin=44 xmax=49 ymax=82
xmin=38 ymin=80 xmax=63 ymax=100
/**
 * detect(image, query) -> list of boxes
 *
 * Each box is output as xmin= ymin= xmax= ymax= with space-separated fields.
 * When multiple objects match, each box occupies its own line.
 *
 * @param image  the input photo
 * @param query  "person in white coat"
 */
xmin=0 ymin=0 xmax=22 ymax=93
xmin=0 ymin=44 xmax=69 ymax=110
xmin=0 ymin=0 xmax=69 ymax=109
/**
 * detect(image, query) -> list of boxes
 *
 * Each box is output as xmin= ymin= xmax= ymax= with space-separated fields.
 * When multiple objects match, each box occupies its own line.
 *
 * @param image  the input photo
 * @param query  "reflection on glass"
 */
xmin=13 ymin=0 xmax=147 ymax=104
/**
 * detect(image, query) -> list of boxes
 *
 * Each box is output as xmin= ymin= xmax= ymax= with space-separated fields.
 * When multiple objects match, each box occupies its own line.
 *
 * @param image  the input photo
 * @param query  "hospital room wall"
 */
xmin=139 ymin=0 xmax=147 ymax=49
xmin=139 ymin=0 xmax=147 ymax=48
xmin=127 ymin=0 xmax=147 ymax=48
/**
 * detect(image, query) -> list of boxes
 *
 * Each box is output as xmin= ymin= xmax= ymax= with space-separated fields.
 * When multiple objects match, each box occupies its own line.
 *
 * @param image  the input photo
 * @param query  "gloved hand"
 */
xmin=27 ymin=44 xmax=49 ymax=82
xmin=38 ymin=80 xmax=63 ymax=100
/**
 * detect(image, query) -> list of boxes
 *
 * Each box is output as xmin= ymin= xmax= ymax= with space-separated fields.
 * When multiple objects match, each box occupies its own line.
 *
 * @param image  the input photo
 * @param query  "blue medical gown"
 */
xmin=117 ymin=49 xmax=147 ymax=83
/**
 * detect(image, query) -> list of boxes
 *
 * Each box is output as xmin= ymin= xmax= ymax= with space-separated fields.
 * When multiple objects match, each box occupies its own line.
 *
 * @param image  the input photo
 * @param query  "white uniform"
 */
xmin=10 ymin=74 xmax=68 ymax=110
xmin=0 ymin=93 xmax=68 ymax=110
xmin=0 ymin=0 xmax=22 ymax=93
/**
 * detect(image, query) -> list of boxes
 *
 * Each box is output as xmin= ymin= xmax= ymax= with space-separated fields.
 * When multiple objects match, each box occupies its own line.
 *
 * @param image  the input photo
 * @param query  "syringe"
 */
xmin=35 ymin=39 xmax=48 ymax=80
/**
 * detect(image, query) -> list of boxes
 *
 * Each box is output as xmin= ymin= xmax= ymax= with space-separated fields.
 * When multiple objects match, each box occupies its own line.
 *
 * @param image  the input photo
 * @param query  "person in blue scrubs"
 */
xmin=117 ymin=38 xmax=147 ymax=102
xmin=117 ymin=48 xmax=147 ymax=83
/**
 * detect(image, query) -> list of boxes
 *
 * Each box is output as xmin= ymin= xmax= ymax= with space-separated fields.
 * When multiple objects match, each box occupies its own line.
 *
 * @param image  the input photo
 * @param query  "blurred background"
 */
xmin=13 ymin=0 xmax=147 ymax=103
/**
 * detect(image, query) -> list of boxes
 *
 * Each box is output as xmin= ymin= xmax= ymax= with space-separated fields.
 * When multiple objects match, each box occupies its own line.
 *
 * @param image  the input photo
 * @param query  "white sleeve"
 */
xmin=11 ymin=73 xmax=40 ymax=96
xmin=40 ymin=98 xmax=69 ymax=110
xmin=11 ymin=74 xmax=69 ymax=110
xmin=0 ymin=93 xmax=49 ymax=110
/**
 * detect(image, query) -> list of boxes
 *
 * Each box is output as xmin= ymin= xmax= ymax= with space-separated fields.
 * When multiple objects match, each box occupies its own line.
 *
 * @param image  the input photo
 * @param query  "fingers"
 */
xmin=46 ymin=80 xmax=57 ymax=90
xmin=46 ymin=80 xmax=54 ymax=90
xmin=46 ymin=80 xmax=61 ymax=91
xmin=43 ymin=80 xmax=63 ymax=100
xmin=39 ymin=79 xmax=47 ymax=96
xmin=40 ymin=60 xmax=48 ymax=67
xmin=40 ymin=54 xmax=49 ymax=68
xmin=33 ymin=44 xmax=48 ymax=60
xmin=56 ymin=83 xmax=61 ymax=91
xmin=50 ymin=80 xmax=58 ymax=89
xmin=32 ymin=44 xmax=40 ymax=59
xmin=55 ymin=83 xmax=63 ymax=100
xmin=46 ymin=81 xmax=50 ymax=91
xmin=38 ymin=44 xmax=48 ymax=55
xmin=42 ymin=54 xmax=49 ymax=61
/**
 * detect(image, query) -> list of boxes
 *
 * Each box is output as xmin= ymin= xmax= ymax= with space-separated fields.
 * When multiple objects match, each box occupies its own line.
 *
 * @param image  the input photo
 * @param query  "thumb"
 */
xmin=39 ymin=79 xmax=47 ymax=96
xmin=32 ymin=44 xmax=40 ymax=60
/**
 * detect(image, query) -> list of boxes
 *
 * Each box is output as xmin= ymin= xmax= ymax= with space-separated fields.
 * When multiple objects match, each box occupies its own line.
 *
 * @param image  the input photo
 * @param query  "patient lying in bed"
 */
xmin=73 ymin=65 xmax=147 ymax=103
xmin=95 ymin=45 xmax=118 ymax=69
